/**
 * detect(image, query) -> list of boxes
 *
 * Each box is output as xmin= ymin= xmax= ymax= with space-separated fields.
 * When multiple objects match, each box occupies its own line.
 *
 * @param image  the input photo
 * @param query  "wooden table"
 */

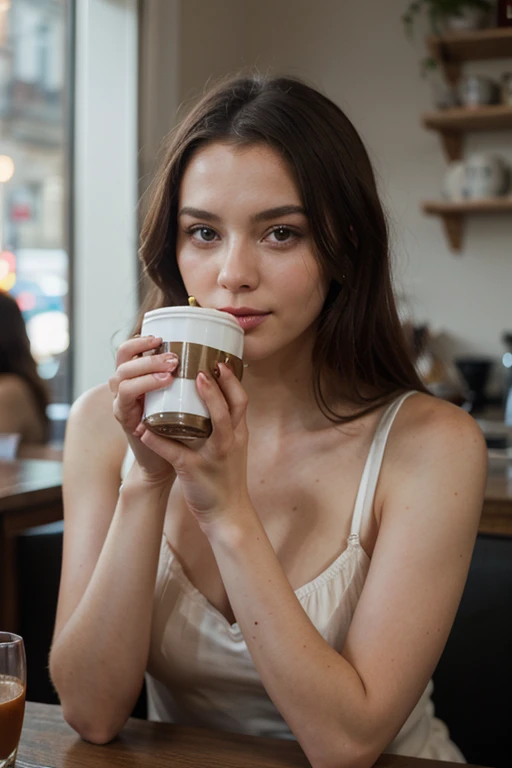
xmin=481 ymin=458 xmax=512 ymax=536
xmin=0 ymin=459 xmax=63 ymax=632
xmin=18 ymin=702 xmax=487 ymax=768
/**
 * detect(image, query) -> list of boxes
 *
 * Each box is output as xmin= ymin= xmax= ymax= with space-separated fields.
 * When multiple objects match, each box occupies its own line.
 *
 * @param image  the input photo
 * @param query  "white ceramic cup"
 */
xmin=141 ymin=307 xmax=244 ymax=439
xmin=457 ymin=75 xmax=498 ymax=108
xmin=443 ymin=161 xmax=466 ymax=201
xmin=463 ymin=154 xmax=509 ymax=199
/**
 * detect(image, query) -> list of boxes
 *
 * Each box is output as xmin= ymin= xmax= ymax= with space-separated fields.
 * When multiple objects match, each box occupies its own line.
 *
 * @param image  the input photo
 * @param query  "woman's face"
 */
xmin=176 ymin=141 xmax=329 ymax=363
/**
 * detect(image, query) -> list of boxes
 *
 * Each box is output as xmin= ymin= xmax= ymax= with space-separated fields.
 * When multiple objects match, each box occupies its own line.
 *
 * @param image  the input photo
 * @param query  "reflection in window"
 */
xmin=0 ymin=0 xmax=71 ymax=420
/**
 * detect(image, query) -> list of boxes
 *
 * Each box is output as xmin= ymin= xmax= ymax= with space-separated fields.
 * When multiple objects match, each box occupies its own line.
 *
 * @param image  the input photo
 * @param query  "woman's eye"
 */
xmin=267 ymin=226 xmax=298 ymax=244
xmin=189 ymin=226 xmax=218 ymax=243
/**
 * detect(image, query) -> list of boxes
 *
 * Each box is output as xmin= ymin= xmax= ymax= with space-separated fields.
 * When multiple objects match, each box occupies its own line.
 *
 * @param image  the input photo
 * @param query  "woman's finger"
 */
xmin=116 ymin=352 xmax=179 ymax=384
xmin=133 ymin=421 xmax=146 ymax=438
xmin=196 ymin=372 xmax=234 ymax=449
xmin=115 ymin=334 xmax=162 ymax=367
xmin=114 ymin=370 xmax=176 ymax=411
xmin=215 ymin=363 xmax=248 ymax=430
xmin=140 ymin=427 xmax=194 ymax=473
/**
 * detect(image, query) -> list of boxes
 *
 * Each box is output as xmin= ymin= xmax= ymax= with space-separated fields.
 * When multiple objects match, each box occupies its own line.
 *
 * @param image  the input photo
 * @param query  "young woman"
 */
xmin=49 ymin=75 xmax=487 ymax=768
xmin=0 ymin=291 xmax=50 ymax=447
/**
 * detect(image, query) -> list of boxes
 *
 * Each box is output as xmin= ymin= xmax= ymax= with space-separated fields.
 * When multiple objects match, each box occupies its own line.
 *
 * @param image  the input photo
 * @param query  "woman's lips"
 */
xmin=218 ymin=307 xmax=270 ymax=331
xmin=232 ymin=313 xmax=269 ymax=331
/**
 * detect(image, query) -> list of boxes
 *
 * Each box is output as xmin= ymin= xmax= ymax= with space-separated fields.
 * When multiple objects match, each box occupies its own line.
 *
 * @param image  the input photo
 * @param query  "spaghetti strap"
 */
xmin=349 ymin=391 xmax=418 ymax=537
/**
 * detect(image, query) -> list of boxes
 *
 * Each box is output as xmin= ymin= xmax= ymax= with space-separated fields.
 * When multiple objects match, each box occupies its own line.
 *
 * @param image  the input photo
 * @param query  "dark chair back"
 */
xmin=432 ymin=534 xmax=512 ymax=768
xmin=17 ymin=521 xmax=147 ymax=717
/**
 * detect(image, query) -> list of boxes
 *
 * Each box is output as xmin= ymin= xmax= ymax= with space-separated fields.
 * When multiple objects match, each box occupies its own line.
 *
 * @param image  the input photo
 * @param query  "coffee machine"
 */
xmin=454 ymin=357 xmax=493 ymax=414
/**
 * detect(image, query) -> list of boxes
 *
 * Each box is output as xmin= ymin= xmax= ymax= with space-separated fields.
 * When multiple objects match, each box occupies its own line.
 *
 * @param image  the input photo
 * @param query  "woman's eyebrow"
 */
xmin=178 ymin=205 xmax=307 ymax=222
xmin=252 ymin=205 xmax=307 ymax=221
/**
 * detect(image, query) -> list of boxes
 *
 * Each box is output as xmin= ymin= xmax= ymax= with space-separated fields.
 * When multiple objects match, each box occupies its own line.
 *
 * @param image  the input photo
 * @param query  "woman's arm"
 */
xmin=49 ymin=383 xmax=175 ymax=744
xmin=144 ymin=371 xmax=486 ymax=768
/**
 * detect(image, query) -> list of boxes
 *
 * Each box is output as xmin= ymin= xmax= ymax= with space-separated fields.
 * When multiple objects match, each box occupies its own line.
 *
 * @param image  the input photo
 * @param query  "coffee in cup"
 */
xmin=141 ymin=306 xmax=244 ymax=440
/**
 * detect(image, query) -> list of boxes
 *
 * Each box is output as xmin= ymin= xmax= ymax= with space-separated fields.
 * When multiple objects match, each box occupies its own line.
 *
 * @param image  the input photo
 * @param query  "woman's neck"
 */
xmin=242 ymin=337 xmax=344 ymax=437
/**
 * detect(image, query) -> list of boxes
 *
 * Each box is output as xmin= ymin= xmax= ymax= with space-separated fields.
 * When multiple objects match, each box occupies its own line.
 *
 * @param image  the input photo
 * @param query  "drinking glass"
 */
xmin=0 ymin=633 xmax=26 ymax=768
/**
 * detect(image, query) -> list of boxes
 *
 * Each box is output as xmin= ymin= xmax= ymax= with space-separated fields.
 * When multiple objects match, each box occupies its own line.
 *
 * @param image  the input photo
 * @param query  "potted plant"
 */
xmin=403 ymin=0 xmax=493 ymax=37
xmin=403 ymin=0 xmax=493 ymax=95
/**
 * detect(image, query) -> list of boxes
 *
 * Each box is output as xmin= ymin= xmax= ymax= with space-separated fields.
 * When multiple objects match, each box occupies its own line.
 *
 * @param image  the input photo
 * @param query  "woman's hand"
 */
xmin=109 ymin=334 xmax=179 ymax=485
xmin=139 ymin=363 xmax=252 ymax=530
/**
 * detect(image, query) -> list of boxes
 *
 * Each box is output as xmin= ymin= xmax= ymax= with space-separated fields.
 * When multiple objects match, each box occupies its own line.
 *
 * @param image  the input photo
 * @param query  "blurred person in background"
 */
xmin=0 ymin=290 xmax=50 ymax=449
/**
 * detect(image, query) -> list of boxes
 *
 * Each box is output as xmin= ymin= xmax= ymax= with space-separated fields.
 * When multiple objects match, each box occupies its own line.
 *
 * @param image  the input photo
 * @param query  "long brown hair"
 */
xmin=0 ymin=291 xmax=50 ymax=439
xmin=137 ymin=73 xmax=427 ymax=422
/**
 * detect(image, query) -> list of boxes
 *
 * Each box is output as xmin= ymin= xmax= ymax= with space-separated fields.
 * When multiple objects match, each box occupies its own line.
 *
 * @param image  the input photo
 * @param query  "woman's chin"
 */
xmin=241 ymin=338 xmax=304 ymax=369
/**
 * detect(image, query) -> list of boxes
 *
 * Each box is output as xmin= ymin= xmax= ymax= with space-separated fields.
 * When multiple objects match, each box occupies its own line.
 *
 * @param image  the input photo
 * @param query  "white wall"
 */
xmin=74 ymin=0 xmax=138 ymax=397
xmin=138 ymin=0 xmax=180 ymax=195
xmin=179 ymin=0 xmax=251 ymax=103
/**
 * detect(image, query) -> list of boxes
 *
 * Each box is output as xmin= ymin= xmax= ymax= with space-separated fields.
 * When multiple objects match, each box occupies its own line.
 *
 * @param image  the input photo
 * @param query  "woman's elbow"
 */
xmin=61 ymin=704 xmax=123 ymax=745
xmin=303 ymin=735 xmax=382 ymax=768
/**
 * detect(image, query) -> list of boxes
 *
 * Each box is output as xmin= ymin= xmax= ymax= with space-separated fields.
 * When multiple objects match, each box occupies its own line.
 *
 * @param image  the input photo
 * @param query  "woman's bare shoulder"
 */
xmin=383 ymin=391 xmax=488 ymax=496
xmin=392 ymin=391 xmax=486 ymax=454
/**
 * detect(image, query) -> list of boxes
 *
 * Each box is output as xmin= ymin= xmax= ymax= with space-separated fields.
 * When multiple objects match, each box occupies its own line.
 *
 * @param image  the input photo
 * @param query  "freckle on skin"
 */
xmin=454 ymin=492 xmax=458 ymax=496
xmin=315 ymin=478 xmax=319 ymax=483
xmin=292 ymin=506 xmax=297 ymax=511
xmin=303 ymin=645 xmax=307 ymax=648
xmin=254 ymin=621 xmax=258 ymax=625
xmin=260 ymin=479 xmax=265 ymax=485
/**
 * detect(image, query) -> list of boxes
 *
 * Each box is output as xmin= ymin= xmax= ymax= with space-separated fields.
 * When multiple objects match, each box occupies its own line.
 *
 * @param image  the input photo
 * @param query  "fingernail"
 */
xmin=164 ymin=355 xmax=179 ymax=365
xmin=213 ymin=364 xmax=220 ymax=378
xmin=154 ymin=372 xmax=171 ymax=380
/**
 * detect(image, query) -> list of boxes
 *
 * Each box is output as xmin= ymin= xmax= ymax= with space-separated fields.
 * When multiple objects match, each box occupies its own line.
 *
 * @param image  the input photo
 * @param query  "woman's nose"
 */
xmin=217 ymin=240 xmax=259 ymax=292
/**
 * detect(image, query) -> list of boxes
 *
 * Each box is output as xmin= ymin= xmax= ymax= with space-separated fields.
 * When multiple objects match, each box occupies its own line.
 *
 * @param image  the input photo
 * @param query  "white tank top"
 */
xmin=129 ymin=392 xmax=464 ymax=762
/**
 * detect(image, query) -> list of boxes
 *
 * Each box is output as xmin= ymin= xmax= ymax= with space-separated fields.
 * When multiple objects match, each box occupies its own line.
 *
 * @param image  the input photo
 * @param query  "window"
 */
xmin=0 ymin=0 xmax=72 ymax=415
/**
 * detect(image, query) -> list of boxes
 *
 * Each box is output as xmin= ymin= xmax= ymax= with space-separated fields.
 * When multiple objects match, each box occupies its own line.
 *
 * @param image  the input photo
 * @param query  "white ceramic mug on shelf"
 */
xmin=463 ymin=154 xmax=509 ymax=199
xmin=457 ymin=75 xmax=499 ymax=108
xmin=443 ymin=161 xmax=466 ymax=201
xmin=141 ymin=307 xmax=244 ymax=440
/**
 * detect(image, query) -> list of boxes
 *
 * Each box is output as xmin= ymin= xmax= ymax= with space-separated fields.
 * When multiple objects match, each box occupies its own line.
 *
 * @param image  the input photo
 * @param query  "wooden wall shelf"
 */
xmin=428 ymin=28 xmax=512 ymax=83
xmin=421 ymin=27 xmax=512 ymax=249
xmin=423 ymin=105 xmax=512 ymax=159
xmin=422 ymin=199 xmax=512 ymax=251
